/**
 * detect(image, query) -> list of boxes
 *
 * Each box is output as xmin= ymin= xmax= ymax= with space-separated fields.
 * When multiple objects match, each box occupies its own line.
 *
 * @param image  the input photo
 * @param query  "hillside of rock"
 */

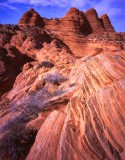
xmin=0 ymin=7 xmax=125 ymax=160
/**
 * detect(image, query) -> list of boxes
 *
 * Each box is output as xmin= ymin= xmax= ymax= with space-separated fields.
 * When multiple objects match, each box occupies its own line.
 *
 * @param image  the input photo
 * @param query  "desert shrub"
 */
xmin=38 ymin=61 xmax=54 ymax=69
xmin=13 ymin=84 xmax=68 ymax=114
xmin=13 ymin=86 xmax=53 ymax=113
xmin=113 ymin=55 xmax=121 ymax=59
xmin=0 ymin=121 xmax=37 ymax=160
xmin=53 ymin=89 xmax=67 ymax=96
xmin=69 ymin=83 xmax=76 ymax=87
xmin=45 ymin=73 xmax=67 ymax=85
xmin=1 ymin=114 xmax=30 ymax=133
xmin=25 ymin=105 xmax=40 ymax=117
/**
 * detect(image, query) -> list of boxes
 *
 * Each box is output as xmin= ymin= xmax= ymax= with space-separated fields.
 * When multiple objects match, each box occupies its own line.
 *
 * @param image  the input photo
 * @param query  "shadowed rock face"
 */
xmin=0 ymin=25 xmax=34 ymax=95
xmin=85 ymin=8 xmax=105 ymax=33
xmin=0 ymin=46 xmax=33 ymax=95
xmin=0 ymin=7 xmax=125 ymax=160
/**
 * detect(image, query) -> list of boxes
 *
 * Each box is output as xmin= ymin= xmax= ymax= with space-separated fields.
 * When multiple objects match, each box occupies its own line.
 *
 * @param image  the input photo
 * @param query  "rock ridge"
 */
xmin=18 ymin=7 xmax=115 ymax=34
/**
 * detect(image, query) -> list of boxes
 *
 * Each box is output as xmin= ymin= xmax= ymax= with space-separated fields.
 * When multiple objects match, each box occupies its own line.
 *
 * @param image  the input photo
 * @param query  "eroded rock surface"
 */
xmin=100 ymin=14 xmax=115 ymax=32
xmin=18 ymin=8 xmax=45 ymax=27
xmin=0 ymin=7 xmax=125 ymax=160
xmin=26 ymin=51 xmax=125 ymax=160
xmin=0 ymin=25 xmax=33 ymax=95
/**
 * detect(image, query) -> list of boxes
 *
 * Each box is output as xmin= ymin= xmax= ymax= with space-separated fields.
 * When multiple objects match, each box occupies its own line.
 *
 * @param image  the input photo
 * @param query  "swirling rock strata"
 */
xmin=0 ymin=7 xmax=125 ymax=160
xmin=27 ymin=51 xmax=125 ymax=160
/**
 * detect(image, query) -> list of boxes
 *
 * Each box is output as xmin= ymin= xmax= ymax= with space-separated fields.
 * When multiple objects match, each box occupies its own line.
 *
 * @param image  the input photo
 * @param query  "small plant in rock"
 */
xmin=45 ymin=73 xmax=67 ymax=85
xmin=69 ymin=83 xmax=76 ymax=87
xmin=0 ymin=122 xmax=37 ymax=160
xmin=25 ymin=105 xmax=40 ymax=117
xmin=37 ymin=61 xmax=54 ymax=69
xmin=113 ymin=55 xmax=121 ymax=59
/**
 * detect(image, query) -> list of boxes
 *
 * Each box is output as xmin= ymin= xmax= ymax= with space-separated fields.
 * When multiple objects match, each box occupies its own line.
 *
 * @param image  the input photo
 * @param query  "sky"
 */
xmin=0 ymin=0 xmax=125 ymax=32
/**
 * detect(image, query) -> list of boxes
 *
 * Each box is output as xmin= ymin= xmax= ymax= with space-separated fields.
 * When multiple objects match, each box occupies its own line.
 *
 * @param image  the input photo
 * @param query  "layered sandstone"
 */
xmin=61 ymin=8 xmax=92 ymax=34
xmin=17 ymin=8 xmax=118 ymax=57
xmin=18 ymin=8 xmax=44 ymax=27
xmin=0 ymin=7 xmax=125 ymax=160
xmin=44 ymin=8 xmax=116 ymax=57
xmin=100 ymin=14 xmax=115 ymax=32
xmin=0 ymin=49 xmax=125 ymax=160
xmin=85 ymin=8 xmax=105 ymax=32
xmin=0 ymin=25 xmax=33 ymax=95
xmin=18 ymin=8 xmax=115 ymax=34
xmin=26 ymin=50 xmax=125 ymax=160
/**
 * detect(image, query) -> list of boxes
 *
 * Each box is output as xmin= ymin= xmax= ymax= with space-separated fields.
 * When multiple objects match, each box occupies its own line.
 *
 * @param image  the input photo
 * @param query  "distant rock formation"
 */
xmin=18 ymin=8 xmax=115 ymax=34
xmin=18 ymin=8 xmax=45 ymax=27
xmin=16 ymin=8 xmax=123 ymax=58
xmin=85 ymin=8 xmax=105 ymax=33
xmin=61 ymin=8 xmax=92 ymax=34
xmin=100 ymin=14 xmax=115 ymax=32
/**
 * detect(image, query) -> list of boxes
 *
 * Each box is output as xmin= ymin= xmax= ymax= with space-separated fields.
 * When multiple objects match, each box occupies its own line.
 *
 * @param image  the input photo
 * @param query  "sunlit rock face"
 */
xmin=85 ymin=8 xmax=105 ymax=33
xmin=0 ymin=7 xmax=125 ymax=160
xmin=18 ymin=8 xmax=45 ymax=27
xmin=100 ymin=14 xmax=115 ymax=32
xmin=26 ymin=51 xmax=125 ymax=160
xmin=13 ymin=8 xmax=124 ymax=58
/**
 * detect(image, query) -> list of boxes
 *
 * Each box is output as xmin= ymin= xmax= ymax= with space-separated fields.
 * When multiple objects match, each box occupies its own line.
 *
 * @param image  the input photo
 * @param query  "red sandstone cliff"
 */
xmin=85 ymin=8 xmax=105 ymax=32
xmin=18 ymin=7 xmax=115 ymax=34
xmin=18 ymin=8 xmax=44 ymax=27
xmin=0 ymin=8 xmax=125 ymax=160
xmin=100 ymin=14 xmax=115 ymax=32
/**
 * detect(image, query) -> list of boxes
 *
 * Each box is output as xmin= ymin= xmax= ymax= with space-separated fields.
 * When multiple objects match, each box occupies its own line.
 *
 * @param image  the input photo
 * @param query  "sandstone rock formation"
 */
xmin=85 ymin=8 xmax=105 ymax=33
xmin=17 ymin=8 xmax=118 ymax=57
xmin=0 ymin=25 xmax=33 ymax=95
xmin=18 ymin=7 xmax=115 ymax=34
xmin=100 ymin=14 xmax=115 ymax=32
xmin=18 ymin=8 xmax=44 ymax=27
xmin=25 ymin=50 xmax=125 ymax=160
xmin=0 ymin=7 xmax=125 ymax=160
xmin=61 ymin=7 xmax=92 ymax=34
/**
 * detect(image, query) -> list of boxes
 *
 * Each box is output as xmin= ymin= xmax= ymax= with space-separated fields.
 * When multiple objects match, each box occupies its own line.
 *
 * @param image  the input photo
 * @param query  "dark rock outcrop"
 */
xmin=0 ymin=45 xmax=33 ymax=95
